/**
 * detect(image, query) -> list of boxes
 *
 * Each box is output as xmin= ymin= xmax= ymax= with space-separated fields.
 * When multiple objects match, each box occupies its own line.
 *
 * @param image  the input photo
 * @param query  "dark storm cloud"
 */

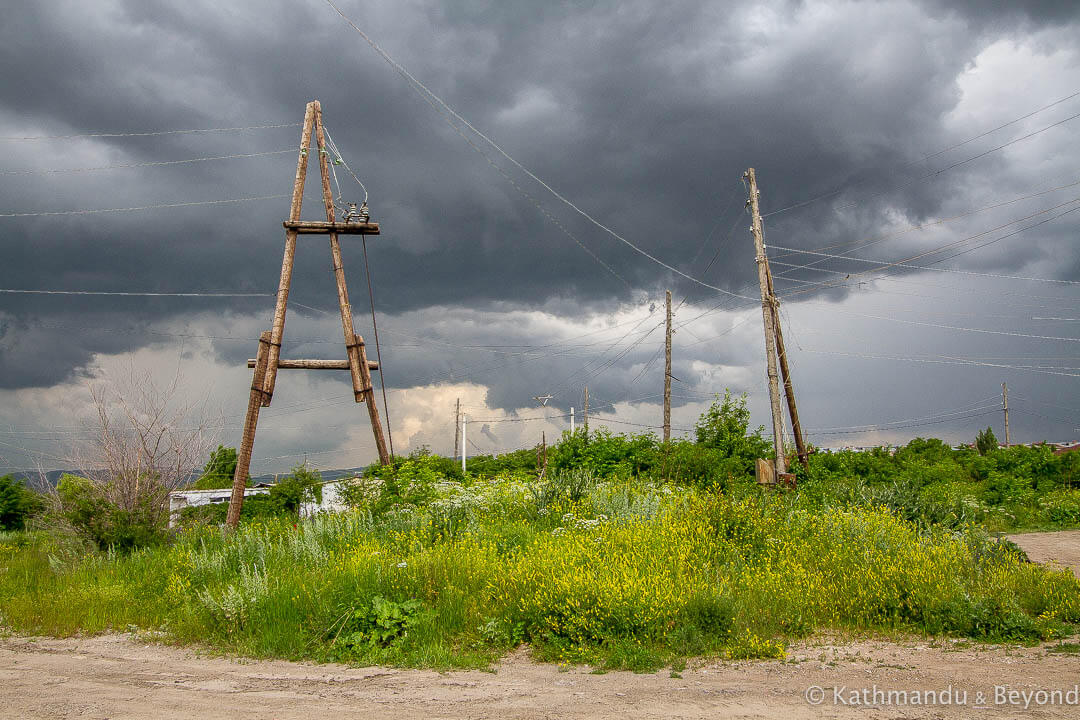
xmin=0 ymin=0 xmax=1077 ymax=446
xmin=920 ymin=0 xmax=1080 ymax=26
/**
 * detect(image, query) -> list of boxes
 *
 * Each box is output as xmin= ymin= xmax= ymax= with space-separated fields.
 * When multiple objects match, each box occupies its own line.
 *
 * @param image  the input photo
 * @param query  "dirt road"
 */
xmin=1010 ymin=530 xmax=1080 ymax=578
xmin=3 ymin=633 xmax=1079 ymax=719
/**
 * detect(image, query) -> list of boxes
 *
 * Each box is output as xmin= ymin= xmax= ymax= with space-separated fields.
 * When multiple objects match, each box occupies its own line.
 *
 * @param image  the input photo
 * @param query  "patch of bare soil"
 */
xmin=1010 ymin=530 xmax=1080 ymax=578
xmin=3 ymin=633 xmax=1080 ymax=718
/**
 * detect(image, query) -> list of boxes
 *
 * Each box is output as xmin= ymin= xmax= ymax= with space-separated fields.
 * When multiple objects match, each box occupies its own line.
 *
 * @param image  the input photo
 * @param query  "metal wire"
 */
xmin=361 ymin=234 xmax=394 ymax=457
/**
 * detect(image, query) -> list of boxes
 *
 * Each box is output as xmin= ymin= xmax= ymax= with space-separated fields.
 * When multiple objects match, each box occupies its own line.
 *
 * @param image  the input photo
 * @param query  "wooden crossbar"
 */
xmin=247 ymin=358 xmax=378 ymax=370
xmin=283 ymin=220 xmax=380 ymax=235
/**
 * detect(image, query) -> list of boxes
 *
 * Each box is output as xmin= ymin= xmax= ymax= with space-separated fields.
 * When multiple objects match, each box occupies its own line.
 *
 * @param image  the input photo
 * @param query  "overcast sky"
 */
xmin=1 ymin=0 xmax=1078 ymax=473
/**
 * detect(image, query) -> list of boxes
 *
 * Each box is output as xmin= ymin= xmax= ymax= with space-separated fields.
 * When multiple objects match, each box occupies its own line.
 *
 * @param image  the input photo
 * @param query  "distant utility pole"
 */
xmin=583 ymin=386 xmax=589 ymax=442
xmin=664 ymin=289 xmax=672 ymax=442
xmin=570 ymin=406 xmax=575 ymax=434
xmin=745 ymin=168 xmax=787 ymax=475
xmin=454 ymin=397 xmax=461 ymax=460
xmin=461 ymin=413 xmax=467 ymax=473
xmin=1002 ymin=382 xmax=1010 ymax=447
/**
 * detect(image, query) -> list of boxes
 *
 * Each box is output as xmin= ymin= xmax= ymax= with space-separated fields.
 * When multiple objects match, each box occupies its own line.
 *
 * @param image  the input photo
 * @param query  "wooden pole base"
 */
xmin=227 ymin=331 xmax=271 ymax=528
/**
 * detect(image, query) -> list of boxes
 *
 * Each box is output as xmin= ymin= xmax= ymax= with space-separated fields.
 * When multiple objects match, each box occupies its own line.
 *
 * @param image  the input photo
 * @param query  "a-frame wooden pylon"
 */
xmin=227 ymin=100 xmax=389 ymax=527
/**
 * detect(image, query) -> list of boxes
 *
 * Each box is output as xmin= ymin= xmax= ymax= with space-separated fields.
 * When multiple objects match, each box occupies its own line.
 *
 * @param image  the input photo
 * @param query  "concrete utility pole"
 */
xmin=583 ymin=386 xmax=589 ymax=441
xmin=745 ymin=168 xmax=787 ymax=475
xmin=664 ymin=289 xmax=672 ymax=442
xmin=1002 ymin=382 xmax=1010 ymax=447
xmin=454 ymin=397 xmax=461 ymax=460
xmin=461 ymin=413 xmax=467 ymax=474
xmin=570 ymin=406 xmax=575 ymax=435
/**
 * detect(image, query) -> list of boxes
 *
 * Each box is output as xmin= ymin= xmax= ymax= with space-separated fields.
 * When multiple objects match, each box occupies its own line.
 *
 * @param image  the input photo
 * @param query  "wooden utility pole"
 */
xmin=538 ymin=431 xmax=548 ymax=480
xmin=1002 ymin=382 xmax=1010 ymax=447
xmin=664 ymin=289 xmax=672 ymax=442
xmin=744 ymin=168 xmax=787 ymax=475
xmin=763 ymin=261 xmax=808 ymax=469
xmin=583 ymin=387 xmax=589 ymax=441
xmin=227 ymin=331 xmax=271 ymax=528
xmin=454 ymin=398 xmax=461 ymax=460
xmin=227 ymin=100 xmax=391 ymax=528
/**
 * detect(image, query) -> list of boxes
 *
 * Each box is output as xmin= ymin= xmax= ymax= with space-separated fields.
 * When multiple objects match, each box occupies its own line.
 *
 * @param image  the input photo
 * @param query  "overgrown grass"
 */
xmin=2 ymin=476 xmax=1078 ymax=671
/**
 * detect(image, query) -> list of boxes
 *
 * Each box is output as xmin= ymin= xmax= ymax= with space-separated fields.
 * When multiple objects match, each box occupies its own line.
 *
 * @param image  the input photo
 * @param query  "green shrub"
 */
xmin=342 ymin=453 xmax=443 ymax=516
xmin=550 ymin=428 xmax=658 ymax=478
xmin=175 ymin=494 xmax=279 ymax=527
xmin=269 ymin=464 xmax=323 ymax=516
xmin=329 ymin=596 xmax=424 ymax=659
xmin=0 ymin=475 xmax=42 ymax=531
xmin=56 ymin=474 xmax=168 ymax=552
xmin=1042 ymin=489 xmax=1080 ymax=526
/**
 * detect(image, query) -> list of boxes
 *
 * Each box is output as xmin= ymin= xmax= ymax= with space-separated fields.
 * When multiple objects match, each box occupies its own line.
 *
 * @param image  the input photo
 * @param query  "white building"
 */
xmin=168 ymin=478 xmax=354 ymax=527
xmin=167 ymin=486 xmax=270 ymax=527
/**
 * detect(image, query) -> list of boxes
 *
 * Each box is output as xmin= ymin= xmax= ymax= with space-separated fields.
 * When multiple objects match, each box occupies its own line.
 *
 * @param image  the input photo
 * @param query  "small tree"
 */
xmin=191 ymin=445 xmax=240 ymax=489
xmin=694 ymin=389 xmax=772 ymax=461
xmin=54 ymin=363 xmax=219 ymax=550
xmin=975 ymin=426 xmax=999 ymax=456
xmin=0 ymin=475 xmax=41 ymax=531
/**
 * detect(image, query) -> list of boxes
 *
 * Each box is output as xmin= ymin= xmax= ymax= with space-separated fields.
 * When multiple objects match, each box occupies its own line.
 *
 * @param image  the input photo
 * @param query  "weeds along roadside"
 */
xmin=1 ymin=471 xmax=1078 ymax=671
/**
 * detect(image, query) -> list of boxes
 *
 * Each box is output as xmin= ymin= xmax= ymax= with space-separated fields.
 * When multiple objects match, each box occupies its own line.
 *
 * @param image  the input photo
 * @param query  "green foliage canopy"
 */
xmin=976 ymin=427 xmax=999 ymax=456
xmin=191 ymin=445 xmax=241 ymax=490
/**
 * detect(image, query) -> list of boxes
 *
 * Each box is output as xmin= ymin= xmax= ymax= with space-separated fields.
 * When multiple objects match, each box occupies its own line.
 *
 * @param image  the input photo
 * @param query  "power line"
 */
xmin=768 ymin=263 xmax=1080 ymax=311
xmin=0 ymin=123 xmax=301 ymax=141
xmin=799 ymin=348 xmax=1080 ymax=378
xmin=806 ymin=397 xmax=1001 ymax=434
xmin=762 ymin=91 xmax=1080 ymax=218
xmin=0 ymin=289 xmax=273 ymax=297
xmin=769 ymin=243 xmax=1080 ymax=286
xmin=769 ymin=176 xmax=1080 ymax=272
xmin=808 ymin=408 xmax=1000 ymax=437
xmin=322 ymin=0 xmax=757 ymax=301
xmin=0 ymin=193 xmax=290 ymax=218
xmin=803 ymin=302 xmax=1080 ymax=344
xmin=0 ymin=149 xmax=295 ymax=175
xmin=323 ymin=126 xmax=369 ymax=204
xmin=779 ymin=200 xmax=1080 ymax=297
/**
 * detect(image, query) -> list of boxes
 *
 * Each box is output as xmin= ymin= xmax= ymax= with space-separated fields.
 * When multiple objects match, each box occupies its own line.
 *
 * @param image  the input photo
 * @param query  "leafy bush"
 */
xmin=176 ymin=493 xmax=279 ymax=527
xmin=463 ymin=448 xmax=534 ymax=478
xmin=801 ymin=439 xmax=1080 ymax=532
xmin=646 ymin=440 xmax=749 ymax=490
xmin=1042 ymin=489 xmax=1080 ymax=526
xmin=56 ymin=473 xmax=168 ymax=552
xmin=269 ymin=464 xmax=323 ymax=516
xmin=0 ymin=475 xmax=42 ymax=531
xmin=342 ymin=453 xmax=443 ymax=516
xmin=550 ymin=428 xmax=658 ymax=478
xmin=329 ymin=596 xmax=424 ymax=659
